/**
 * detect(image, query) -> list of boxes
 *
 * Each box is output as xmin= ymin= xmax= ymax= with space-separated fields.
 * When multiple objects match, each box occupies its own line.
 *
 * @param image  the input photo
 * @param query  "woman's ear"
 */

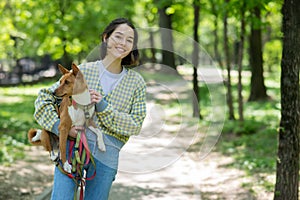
xmin=102 ymin=34 xmax=107 ymax=42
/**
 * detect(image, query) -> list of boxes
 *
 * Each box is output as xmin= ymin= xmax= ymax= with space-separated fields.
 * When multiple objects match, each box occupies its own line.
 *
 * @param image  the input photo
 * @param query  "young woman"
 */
xmin=34 ymin=18 xmax=147 ymax=200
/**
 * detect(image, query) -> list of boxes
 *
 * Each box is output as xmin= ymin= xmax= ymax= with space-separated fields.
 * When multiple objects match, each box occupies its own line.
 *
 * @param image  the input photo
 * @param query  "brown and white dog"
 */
xmin=28 ymin=63 xmax=105 ymax=173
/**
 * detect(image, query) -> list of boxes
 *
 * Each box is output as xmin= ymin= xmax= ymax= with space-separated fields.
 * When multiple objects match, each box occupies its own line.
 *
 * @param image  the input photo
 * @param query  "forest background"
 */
xmin=0 ymin=0 xmax=299 ymax=199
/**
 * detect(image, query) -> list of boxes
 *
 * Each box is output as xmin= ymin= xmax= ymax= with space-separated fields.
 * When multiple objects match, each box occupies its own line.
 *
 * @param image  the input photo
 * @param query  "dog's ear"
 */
xmin=58 ymin=64 xmax=69 ymax=75
xmin=73 ymin=66 xmax=87 ymax=94
xmin=72 ymin=63 xmax=80 ymax=76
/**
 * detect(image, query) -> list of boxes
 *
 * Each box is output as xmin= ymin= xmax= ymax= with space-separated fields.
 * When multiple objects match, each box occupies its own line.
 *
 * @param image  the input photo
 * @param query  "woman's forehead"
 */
xmin=113 ymin=24 xmax=134 ymax=38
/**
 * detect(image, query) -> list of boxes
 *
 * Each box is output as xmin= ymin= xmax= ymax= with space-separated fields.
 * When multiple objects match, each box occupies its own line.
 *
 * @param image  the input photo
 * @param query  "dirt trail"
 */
xmin=0 ymin=113 xmax=273 ymax=200
xmin=0 ymin=79 xmax=273 ymax=199
xmin=0 ymin=143 xmax=272 ymax=200
xmin=0 ymin=146 xmax=54 ymax=200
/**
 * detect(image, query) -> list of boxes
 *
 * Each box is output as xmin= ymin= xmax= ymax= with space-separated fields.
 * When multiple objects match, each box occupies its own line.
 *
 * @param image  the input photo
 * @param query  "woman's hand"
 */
xmin=68 ymin=126 xmax=84 ymax=138
xmin=89 ymin=89 xmax=102 ymax=104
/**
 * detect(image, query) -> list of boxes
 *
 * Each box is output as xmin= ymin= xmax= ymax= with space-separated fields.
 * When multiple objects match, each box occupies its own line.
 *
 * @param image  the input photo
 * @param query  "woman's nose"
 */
xmin=119 ymin=38 xmax=126 ymax=45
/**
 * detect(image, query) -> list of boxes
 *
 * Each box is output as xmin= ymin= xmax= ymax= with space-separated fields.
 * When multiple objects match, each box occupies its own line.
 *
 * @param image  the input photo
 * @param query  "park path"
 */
xmin=108 ymin=94 xmax=268 ymax=200
xmin=0 ymin=138 xmax=271 ymax=200
xmin=0 ymin=75 xmax=273 ymax=200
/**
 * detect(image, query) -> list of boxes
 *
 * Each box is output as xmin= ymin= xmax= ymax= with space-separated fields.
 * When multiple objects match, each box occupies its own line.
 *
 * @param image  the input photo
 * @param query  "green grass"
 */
xmin=186 ymin=69 xmax=281 ymax=194
xmin=214 ymin=71 xmax=281 ymax=194
xmin=219 ymin=118 xmax=278 ymax=171
xmin=0 ymin=81 xmax=54 ymax=164
xmin=217 ymin=117 xmax=278 ymax=194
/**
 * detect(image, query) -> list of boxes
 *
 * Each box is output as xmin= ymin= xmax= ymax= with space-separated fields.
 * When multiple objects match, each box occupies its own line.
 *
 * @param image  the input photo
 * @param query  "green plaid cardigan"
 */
xmin=34 ymin=61 xmax=147 ymax=143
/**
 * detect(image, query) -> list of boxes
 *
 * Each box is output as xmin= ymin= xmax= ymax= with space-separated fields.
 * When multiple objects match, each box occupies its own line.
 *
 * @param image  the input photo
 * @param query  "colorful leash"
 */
xmin=55 ymin=129 xmax=96 ymax=200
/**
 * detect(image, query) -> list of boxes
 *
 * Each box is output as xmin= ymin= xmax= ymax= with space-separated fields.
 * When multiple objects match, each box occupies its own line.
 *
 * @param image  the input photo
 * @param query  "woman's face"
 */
xmin=105 ymin=24 xmax=135 ymax=60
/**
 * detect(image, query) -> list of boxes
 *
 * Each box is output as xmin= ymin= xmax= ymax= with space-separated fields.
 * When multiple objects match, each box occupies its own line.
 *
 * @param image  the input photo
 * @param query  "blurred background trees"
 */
xmin=1 ymin=0 xmax=283 ymax=87
xmin=0 ymin=0 xmax=285 ymax=123
xmin=1 ymin=0 xmax=299 ymax=198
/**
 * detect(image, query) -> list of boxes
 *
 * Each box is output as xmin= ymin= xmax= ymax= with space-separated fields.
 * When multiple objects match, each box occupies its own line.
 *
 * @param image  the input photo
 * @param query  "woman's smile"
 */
xmin=107 ymin=24 xmax=134 ymax=59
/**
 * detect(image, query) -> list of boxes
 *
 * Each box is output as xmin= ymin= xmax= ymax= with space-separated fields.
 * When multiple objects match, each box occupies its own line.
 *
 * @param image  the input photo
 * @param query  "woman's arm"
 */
xmin=95 ymin=81 xmax=147 ymax=136
xmin=34 ymin=81 xmax=61 ymax=135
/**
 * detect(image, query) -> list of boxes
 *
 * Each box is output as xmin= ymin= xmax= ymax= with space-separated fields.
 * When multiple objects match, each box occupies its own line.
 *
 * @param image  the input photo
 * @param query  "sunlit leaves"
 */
xmin=0 ymin=0 xmax=136 ymax=64
xmin=0 ymin=0 xmax=283 ymax=72
xmin=264 ymin=40 xmax=282 ymax=70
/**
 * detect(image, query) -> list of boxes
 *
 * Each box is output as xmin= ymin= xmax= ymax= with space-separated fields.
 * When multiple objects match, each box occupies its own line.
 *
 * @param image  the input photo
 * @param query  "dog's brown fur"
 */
xmin=27 ymin=129 xmax=59 ymax=153
xmin=28 ymin=63 xmax=81 ymax=168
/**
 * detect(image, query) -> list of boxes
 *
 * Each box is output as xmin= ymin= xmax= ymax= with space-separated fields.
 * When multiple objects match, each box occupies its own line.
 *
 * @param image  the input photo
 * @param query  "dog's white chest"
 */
xmin=68 ymin=105 xmax=94 ymax=126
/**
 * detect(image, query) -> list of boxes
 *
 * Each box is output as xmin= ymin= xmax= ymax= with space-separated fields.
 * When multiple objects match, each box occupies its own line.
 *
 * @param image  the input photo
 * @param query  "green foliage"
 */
xmin=222 ymin=118 xmax=265 ymax=135
xmin=217 ymin=94 xmax=280 ymax=193
xmin=1 ymin=0 xmax=136 ymax=63
xmin=0 ymin=82 xmax=53 ymax=164
xmin=0 ymin=135 xmax=25 ymax=164
xmin=186 ymin=68 xmax=281 ymax=194
xmin=0 ymin=0 xmax=283 ymax=76
xmin=263 ymin=39 xmax=282 ymax=70
xmin=218 ymin=121 xmax=278 ymax=192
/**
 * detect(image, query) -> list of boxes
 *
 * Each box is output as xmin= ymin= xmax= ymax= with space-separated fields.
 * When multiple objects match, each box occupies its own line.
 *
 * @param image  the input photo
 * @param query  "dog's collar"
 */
xmin=71 ymin=89 xmax=94 ymax=119
xmin=72 ymin=100 xmax=94 ymax=110
xmin=72 ymin=100 xmax=95 ymax=120
xmin=72 ymin=89 xmax=91 ymax=105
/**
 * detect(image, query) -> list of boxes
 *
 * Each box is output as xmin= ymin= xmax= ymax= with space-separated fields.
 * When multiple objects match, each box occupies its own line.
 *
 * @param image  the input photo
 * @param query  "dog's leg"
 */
xmin=49 ymin=133 xmax=59 ymax=161
xmin=28 ymin=129 xmax=57 ymax=161
xmin=59 ymin=126 xmax=72 ymax=173
xmin=41 ymin=130 xmax=56 ymax=161
xmin=50 ymin=151 xmax=58 ymax=161
xmin=59 ymin=97 xmax=73 ymax=173
xmin=40 ymin=130 xmax=52 ymax=152
xmin=59 ymin=127 xmax=72 ymax=173
xmin=88 ymin=126 xmax=106 ymax=151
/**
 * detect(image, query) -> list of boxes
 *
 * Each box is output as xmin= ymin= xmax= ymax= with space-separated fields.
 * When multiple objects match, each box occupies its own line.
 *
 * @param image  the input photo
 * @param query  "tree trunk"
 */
xmin=192 ymin=0 xmax=201 ymax=118
xmin=149 ymin=30 xmax=156 ymax=63
xmin=237 ymin=0 xmax=246 ymax=122
xmin=248 ymin=6 xmax=268 ymax=101
xmin=211 ymin=1 xmax=223 ymax=69
xmin=223 ymin=0 xmax=235 ymax=120
xmin=62 ymin=36 xmax=72 ymax=69
xmin=274 ymin=0 xmax=300 ymax=199
xmin=158 ymin=7 xmax=176 ymax=69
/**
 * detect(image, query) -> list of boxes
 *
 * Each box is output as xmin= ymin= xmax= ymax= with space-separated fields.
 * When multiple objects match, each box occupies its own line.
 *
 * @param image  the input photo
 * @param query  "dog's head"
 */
xmin=54 ymin=63 xmax=87 ymax=97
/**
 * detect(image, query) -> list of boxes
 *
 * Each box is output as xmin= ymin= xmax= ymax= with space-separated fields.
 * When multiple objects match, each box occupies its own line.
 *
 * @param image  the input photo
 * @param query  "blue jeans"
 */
xmin=51 ymin=132 xmax=121 ymax=200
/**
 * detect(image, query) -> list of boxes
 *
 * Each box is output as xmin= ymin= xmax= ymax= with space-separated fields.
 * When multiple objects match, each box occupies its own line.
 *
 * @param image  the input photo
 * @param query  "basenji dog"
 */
xmin=28 ymin=63 xmax=106 ymax=173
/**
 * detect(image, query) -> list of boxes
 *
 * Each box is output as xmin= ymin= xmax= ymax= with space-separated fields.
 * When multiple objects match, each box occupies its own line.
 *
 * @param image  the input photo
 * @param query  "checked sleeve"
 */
xmin=95 ymin=80 xmax=146 ymax=137
xmin=34 ymin=82 xmax=60 ymax=134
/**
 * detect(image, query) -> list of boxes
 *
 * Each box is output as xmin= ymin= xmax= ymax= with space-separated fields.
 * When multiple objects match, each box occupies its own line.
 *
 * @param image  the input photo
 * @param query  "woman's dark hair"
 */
xmin=100 ymin=18 xmax=139 ymax=67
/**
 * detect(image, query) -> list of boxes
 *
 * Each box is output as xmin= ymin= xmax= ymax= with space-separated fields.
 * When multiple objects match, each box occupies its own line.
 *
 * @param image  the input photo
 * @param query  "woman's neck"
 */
xmin=102 ymin=56 xmax=122 ymax=74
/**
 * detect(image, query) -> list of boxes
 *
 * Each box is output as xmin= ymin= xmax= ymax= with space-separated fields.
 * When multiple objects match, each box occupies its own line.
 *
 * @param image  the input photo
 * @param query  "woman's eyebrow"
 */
xmin=115 ymin=31 xmax=124 ymax=35
xmin=115 ymin=31 xmax=134 ymax=39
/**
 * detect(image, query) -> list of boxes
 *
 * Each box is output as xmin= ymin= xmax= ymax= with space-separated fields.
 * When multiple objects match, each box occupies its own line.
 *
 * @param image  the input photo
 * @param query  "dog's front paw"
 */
xmin=63 ymin=161 xmax=72 ymax=173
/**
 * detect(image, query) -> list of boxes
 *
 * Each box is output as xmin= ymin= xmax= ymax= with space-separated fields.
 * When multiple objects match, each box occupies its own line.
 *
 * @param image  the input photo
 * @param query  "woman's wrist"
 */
xmin=95 ymin=99 xmax=108 ymax=112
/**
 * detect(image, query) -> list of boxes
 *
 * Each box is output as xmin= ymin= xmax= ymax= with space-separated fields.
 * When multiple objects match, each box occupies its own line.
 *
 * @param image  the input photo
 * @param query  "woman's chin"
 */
xmin=114 ymin=53 xmax=129 ymax=60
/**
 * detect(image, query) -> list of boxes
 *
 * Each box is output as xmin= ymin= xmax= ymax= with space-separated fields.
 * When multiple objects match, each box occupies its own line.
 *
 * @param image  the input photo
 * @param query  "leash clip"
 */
xmin=84 ymin=110 xmax=90 ymax=119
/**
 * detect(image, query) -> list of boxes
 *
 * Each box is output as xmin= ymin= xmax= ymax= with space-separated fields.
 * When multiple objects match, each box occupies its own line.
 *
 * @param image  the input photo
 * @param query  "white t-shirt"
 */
xmin=98 ymin=60 xmax=127 ymax=95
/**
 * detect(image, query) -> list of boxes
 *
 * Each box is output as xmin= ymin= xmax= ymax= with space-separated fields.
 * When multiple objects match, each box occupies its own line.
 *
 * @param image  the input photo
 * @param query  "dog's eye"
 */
xmin=65 ymin=80 xmax=69 ymax=85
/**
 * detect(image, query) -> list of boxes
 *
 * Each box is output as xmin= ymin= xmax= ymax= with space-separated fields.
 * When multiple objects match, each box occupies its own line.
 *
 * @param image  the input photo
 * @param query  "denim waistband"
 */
xmin=85 ymin=127 xmax=125 ymax=170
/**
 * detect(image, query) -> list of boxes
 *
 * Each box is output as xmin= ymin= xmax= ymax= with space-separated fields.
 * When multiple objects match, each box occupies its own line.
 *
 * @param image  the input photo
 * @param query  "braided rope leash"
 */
xmin=56 ymin=129 xmax=96 ymax=200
